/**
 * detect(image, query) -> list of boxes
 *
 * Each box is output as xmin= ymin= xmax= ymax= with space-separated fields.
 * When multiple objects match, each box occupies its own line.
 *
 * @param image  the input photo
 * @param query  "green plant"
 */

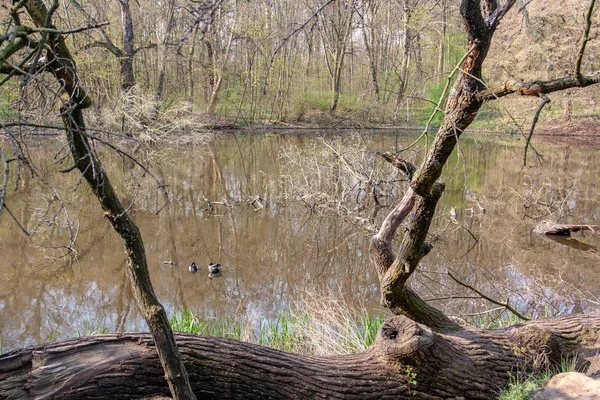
xmin=170 ymin=292 xmax=386 ymax=356
xmin=73 ymin=320 xmax=107 ymax=337
xmin=404 ymin=365 xmax=418 ymax=387
xmin=497 ymin=355 xmax=578 ymax=400
xmin=0 ymin=83 xmax=19 ymax=121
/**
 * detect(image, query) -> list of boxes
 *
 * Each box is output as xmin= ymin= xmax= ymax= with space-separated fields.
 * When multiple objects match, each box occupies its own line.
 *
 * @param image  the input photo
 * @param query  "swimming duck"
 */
xmin=208 ymin=263 xmax=221 ymax=274
xmin=189 ymin=262 xmax=199 ymax=272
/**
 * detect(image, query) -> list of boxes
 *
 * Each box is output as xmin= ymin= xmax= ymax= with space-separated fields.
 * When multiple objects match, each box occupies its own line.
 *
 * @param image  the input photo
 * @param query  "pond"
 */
xmin=1 ymin=130 xmax=598 ymax=352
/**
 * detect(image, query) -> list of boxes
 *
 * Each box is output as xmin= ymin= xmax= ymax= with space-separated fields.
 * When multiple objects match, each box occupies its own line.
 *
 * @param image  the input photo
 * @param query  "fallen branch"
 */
xmin=533 ymin=220 xmax=599 ymax=235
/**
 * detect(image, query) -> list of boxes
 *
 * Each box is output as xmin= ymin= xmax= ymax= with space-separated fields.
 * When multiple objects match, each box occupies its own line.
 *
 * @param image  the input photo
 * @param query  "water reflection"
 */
xmin=0 ymin=131 xmax=598 ymax=351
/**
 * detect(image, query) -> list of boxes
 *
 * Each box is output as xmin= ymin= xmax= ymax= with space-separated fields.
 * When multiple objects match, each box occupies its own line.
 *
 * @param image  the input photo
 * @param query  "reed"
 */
xmin=497 ymin=355 xmax=578 ymax=400
xmin=170 ymin=297 xmax=385 ymax=355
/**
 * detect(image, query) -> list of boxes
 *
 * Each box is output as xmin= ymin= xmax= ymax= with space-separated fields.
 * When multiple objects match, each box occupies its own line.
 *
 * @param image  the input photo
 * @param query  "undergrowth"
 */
xmin=170 ymin=292 xmax=386 ymax=355
xmin=497 ymin=356 xmax=578 ymax=400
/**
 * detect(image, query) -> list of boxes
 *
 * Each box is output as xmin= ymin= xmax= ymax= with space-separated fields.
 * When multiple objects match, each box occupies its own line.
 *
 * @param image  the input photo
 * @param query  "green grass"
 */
xmin=170 ymin=307 xmax=385 ymax=355
xmin=0 ymin=83 xmax=19 ymax=121
xmin=497 ymin=373 xmax=553 ymax=400
xmin=468 ymin=305 xmax=557 ymax=330
xmin=497 ymin=356 xmax=578 ymax=400
xmin=73 ymin=319 xmax=107 ymax=337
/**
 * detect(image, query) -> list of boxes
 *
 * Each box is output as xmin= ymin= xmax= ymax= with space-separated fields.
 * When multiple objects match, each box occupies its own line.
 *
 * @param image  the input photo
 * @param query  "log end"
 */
xmin=373 ymin=316 xmax=434 ymax=362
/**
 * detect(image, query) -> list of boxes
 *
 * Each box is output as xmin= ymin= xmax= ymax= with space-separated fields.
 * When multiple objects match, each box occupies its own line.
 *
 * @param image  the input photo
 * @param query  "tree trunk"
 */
xmin=186 ymin=26 xmax=200 ymax=106
xmin=20 ymin=1 xmax=196 ymax=399
xmin=360 ymin=4 xmax=380 ymax=101
xmin=207 ymin=74 xmax=223 ymax=115
xmin=533 ymin=220 xmax=599 ymax=235
xmin=318 ymin=0 xmax=354 ymax=114
xmin=2 ymin=313 xmax=599 ymax=399
xmin=330 ymin=53 xmax=343 ymax=113
xmin=155 ymin=0 xmax=178 ymax=108
xmin=205 ymin=1 xmax=237 ymax=115
xmin=436 ymin=0 xmax=447 ymax=80
xmin=120 ymin=0 xmax=135 ymax=93
xmin=394 ymin=2 xmax=411 ymax=120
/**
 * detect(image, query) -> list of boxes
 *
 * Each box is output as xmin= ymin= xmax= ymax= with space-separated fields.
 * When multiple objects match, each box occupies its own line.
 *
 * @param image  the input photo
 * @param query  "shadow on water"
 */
xmin=543 ymin=235 xmax=598 ymax=253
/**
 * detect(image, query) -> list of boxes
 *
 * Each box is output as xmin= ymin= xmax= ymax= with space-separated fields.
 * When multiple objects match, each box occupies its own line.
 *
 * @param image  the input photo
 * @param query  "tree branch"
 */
xmin=448 ymin=270 xmax=530 ymax=321
xmin=488 ymin=0 xmax=518 ymax=29
xmin=477 ymin=72 xmax=600 ymax=101
xmin=0 ymin=150 xmax=9 ymax=221
xmin=81 ymin=41 xmax=124 ymax=57
xmin=2 ymin=204 xmax=30 ymax=236
xmin=523 ymin=94 xmax=550 ymax=167
xmin=69 ymin=0 xmax=122 ymax=56
xmin=378 ymin=152 xmax=416 ymax=180
xmin=262 ymin=0 xmax=336 ymax=93
xmin=575 ymin=0 xmax=596 ymax=81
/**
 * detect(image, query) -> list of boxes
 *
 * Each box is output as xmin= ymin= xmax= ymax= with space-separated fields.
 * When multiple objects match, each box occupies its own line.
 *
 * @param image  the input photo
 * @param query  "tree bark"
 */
xmin=2 ymin=313 xmax=599 ymax=399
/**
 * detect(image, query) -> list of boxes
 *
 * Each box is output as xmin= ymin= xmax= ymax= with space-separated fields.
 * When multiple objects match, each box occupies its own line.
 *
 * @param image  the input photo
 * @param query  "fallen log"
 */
xmin=1 ymin=313 xmax=599 ymax=399
xmin=533 ymin=220 xmax=599 ymax=235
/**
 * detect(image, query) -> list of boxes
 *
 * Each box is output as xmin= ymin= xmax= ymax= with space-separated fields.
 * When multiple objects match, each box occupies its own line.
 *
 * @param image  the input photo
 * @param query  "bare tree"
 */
xmin=0 ymin=1 xmax=195 ymax=398
xmin=155 ymin=0 xmax=178 ymax=107
xmin=205 ymin=0 xmax=239 ymax=114
xmin=70 ymin=0 xmax=136 ymax=93
xmin=358 ymin=0 xmax=381 ymax=100
xmin=315 ymin=0 xmax=355 ymax=113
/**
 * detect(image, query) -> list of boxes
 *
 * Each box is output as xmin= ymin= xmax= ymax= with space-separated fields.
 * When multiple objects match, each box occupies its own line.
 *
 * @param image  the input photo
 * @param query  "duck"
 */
xmin=208 ymin=263 xmax=221 ymax=274
xmin=189 ymin=262 xmax=199 ymax=273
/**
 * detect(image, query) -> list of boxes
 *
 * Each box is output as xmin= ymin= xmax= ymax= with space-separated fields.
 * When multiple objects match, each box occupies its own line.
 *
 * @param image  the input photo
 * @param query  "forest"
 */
xmin=1 ymin=0 xmax=599 ymax=399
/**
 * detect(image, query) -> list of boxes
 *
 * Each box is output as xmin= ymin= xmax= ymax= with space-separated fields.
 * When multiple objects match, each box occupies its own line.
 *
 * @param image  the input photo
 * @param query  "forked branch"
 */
xmin=372 ymin=153 xmax=459 ymax=331
xmin=523 ymin=94 xmax=550 ymax=167
xmin=575 ymin=0 xmax=596 ymax=80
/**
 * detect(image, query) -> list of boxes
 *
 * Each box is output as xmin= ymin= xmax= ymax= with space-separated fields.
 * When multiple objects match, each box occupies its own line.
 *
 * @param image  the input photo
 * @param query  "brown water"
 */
xmin=1 ymin=131 xmax=598 ymax=351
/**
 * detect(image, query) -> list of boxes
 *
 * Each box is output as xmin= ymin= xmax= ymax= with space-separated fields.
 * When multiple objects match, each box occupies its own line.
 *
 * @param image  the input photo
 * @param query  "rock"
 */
xmin=532 ymin=372 xmax=600 ymax=400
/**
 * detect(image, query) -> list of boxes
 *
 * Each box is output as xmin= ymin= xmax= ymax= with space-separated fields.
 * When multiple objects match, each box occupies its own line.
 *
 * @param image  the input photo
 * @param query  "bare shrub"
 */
xmin=276 ymin=132 xmax=412 ymax=218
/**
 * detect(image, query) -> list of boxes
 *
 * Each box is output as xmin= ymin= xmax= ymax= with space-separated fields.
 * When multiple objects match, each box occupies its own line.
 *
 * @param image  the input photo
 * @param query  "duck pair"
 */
xmin=189 ymin=262 xmax=221 ymax=274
